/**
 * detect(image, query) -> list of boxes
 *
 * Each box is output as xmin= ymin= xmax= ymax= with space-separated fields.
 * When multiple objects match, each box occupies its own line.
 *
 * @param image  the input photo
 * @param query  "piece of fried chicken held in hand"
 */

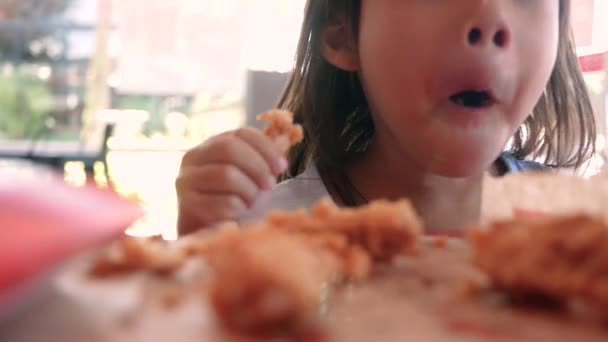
xmin=258 ymin=110 xmax=304 ymax=154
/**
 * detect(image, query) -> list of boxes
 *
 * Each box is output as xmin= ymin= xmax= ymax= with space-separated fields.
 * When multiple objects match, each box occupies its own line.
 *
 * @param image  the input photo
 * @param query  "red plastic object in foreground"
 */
xmin=0 ymin=172 xmax=143 ymax=306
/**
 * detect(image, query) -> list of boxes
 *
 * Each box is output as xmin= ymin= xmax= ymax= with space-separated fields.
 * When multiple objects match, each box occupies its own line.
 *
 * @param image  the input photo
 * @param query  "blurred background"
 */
xmin=0 ymin=0 xmax=606 ymax=239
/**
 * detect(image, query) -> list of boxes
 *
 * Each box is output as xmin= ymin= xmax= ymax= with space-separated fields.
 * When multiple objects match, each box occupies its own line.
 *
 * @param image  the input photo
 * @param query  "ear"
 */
xmin=321 ymin=18 xmax=360 ymax=72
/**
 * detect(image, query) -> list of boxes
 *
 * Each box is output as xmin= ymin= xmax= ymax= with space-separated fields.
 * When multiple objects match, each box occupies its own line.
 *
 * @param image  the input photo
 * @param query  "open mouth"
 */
xmin=449 ymin=90 xmax=494 ymax=108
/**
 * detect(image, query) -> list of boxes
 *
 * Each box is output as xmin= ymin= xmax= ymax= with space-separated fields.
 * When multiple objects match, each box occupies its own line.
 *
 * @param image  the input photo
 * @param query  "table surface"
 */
xmin=2 ymin=241 xmax=607 ymax=342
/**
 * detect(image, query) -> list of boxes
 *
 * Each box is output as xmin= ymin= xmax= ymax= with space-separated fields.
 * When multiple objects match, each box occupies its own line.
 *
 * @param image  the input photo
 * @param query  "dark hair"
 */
xmin=277 ymin=0 xmax=596 ymax=205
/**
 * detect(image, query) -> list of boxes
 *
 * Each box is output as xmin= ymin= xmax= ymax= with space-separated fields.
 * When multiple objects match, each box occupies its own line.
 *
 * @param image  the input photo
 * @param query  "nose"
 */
xmin=464 ymin=3 xmax=511 ymax=49
xmin=467 ymin=26 xmax=509 ymax=48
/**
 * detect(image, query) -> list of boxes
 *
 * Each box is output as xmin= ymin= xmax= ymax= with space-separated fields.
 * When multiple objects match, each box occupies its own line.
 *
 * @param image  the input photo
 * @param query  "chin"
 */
xmin=426 ymin=146 xmax=498 ymax=178
xmin=430 ymin=161 xmax=487 ymax=178
xmin=421 ymin=127 xmax=507 ymax=178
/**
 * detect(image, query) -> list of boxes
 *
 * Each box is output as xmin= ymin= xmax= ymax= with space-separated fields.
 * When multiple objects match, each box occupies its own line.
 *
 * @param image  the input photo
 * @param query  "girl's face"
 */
xmin=354 ymin=0 xmax=560 ymax=176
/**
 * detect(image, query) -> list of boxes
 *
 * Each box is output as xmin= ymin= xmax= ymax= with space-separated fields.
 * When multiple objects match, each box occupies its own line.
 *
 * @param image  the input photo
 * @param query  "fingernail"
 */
xmin=275 ymin=158 xmax=288 ymax=174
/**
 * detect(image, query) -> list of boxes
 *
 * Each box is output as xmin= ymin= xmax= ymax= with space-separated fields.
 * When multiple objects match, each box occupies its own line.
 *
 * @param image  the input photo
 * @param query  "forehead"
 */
xmin=345 ymin=0 xmax=564 ymax=18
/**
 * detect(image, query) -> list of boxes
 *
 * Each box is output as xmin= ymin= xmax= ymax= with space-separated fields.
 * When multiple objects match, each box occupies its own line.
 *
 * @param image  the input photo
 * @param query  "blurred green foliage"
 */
xmin=0 ymin=71 xmax=54 ymax=138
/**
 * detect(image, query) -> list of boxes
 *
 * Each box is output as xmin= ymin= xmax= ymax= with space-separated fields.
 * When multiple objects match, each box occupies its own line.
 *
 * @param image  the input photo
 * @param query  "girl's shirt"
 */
xmin=240 ymin=152 xmax=547 ymax=223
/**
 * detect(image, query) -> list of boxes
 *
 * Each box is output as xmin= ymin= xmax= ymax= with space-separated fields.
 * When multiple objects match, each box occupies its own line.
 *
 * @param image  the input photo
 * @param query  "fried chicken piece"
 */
xmin=258 ymin=110 xmax=304 ymax=154
xmin=432 ymin=236 xmax=449 ymax=249
xmin=87 ymin=198 xmax=421 ymax=336
xmin=202 ymin=198 xmax=430 ymax=337
xmin=294 ymin=231 xmax=372 ymax=281
xmin=180 ymin=223 xmax=241 ymax=257
xmin=90 ymin=236 xmax=185 ymax=277
xmin=470 ymin=215 xmax=608 ymax=306
xmin=266 ymin=199 xmax=423 ymax=262
xmin=199 ymin=220 xmax=372 ymax=281
xmin=205 ymin=227 xmax=341 ymax=335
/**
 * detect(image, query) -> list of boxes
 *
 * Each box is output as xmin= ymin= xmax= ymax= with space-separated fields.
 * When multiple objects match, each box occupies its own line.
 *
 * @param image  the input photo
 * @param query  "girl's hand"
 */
xmin=176 ymin=127 xmax=287 ymax=235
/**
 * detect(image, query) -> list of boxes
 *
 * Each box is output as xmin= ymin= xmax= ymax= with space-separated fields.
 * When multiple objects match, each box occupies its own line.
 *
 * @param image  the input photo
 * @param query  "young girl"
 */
xmin=176 ymin=0 xmax=596 ymax=235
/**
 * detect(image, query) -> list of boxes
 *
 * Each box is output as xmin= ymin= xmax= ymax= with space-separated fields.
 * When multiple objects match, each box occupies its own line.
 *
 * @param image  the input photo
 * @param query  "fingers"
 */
xmin=182 ymin=134 xmax=279 ymax=190
xmin=176 ymin=163 xmax=264 ymax=207
xmin=177 ymin=192 xmax=248 ymax=235
xmin=233 ymin=127 xmax=287 ymax=175
xmin=176 ymin=126 xmax=290 ymax=235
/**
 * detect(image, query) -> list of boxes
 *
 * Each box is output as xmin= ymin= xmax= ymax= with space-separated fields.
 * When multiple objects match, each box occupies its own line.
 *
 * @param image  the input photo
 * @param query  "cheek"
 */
xmin=358 ymin=37 xmax=432 ymax=133
xmin=511 ymin=19 xmax=559 ymax=123
xmin=357 ymin=3 xmax=434 ymax=124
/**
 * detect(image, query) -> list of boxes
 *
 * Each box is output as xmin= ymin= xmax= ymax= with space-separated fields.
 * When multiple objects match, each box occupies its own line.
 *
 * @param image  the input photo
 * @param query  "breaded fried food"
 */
xmin=205 ymin=227 xmax=341 ymax=335
xmin=201 ymin=199 xmax=421 ymax=335
xmin=87 ymin=199 xmax=422 ymax=336
xmin=90 ymin=236 xmax=185 ymax=277
xmin=266 ymin=199 xmax=423 ymax=262
xmin=302 ymin=232 xmax=372 ymax=281
xmin=258 ymin=109 xmax=304 ymax=154
xmin=470 ymin=215 xmax=608 ymax=306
